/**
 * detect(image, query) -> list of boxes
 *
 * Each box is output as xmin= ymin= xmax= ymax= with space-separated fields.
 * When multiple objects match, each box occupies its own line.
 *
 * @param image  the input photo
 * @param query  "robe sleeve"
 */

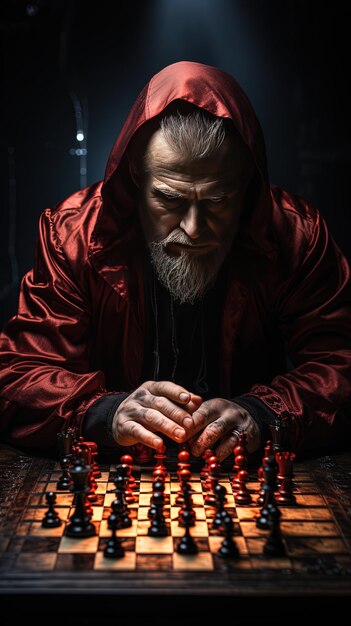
xmin=0 ymin=209 xmax=123 ymax=453
xmin=242 ymin=210 xmax=351 ymax=452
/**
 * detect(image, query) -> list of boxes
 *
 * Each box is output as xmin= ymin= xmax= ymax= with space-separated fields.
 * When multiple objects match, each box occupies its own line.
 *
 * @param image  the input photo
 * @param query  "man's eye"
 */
xmin=208 ymin=197 xmax=226 ymax=204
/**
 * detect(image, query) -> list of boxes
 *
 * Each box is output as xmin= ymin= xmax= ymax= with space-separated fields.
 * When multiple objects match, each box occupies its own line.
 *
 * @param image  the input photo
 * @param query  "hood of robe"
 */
xmin=90 ymin=60 xmax=276 ymax=263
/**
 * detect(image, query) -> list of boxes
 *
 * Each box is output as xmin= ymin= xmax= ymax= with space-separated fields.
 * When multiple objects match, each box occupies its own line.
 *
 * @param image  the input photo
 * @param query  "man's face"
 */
xmin=136 ymin=129 xmax=252 ymax=303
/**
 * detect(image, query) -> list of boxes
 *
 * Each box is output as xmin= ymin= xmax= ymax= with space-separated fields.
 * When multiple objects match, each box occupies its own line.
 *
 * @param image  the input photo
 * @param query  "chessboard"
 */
xmin=1 ymin=446 xmax=351 ymax=613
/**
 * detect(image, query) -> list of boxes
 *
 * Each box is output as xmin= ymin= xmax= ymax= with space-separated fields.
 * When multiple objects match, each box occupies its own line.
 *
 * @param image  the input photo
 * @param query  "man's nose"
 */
xmin=179 ymin=202 xmax=205 ymax=239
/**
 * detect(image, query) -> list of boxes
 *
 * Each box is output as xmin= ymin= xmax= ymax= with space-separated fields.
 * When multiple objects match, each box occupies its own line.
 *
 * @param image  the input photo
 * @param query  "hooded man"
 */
xmin=0 ymin=61 xmax=350 ymax=463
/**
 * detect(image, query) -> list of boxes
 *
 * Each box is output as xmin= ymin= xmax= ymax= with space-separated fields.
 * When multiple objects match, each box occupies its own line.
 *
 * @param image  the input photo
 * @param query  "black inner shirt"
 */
xmin=141 ymin=257 xmax=229 ymax=400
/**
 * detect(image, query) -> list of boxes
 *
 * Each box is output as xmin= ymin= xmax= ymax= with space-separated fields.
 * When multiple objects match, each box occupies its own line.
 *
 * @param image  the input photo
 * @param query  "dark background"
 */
xmin=1 ymin=0 xmax=350 ymax=329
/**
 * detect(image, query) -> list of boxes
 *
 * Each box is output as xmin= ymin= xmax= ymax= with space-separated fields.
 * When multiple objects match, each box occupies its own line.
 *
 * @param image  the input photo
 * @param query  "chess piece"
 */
xmin=104 ymin=500 xmax=125 ymax=559
xmin=153 ymin=444 xmax=167 ymax=478
xmin=42 ymin=492 xmax=62 ymax=528
xmin=212 ymin=484 xmax=227 ymax=531
xmin=232 ymin=432 xmax=249 ymax=493
xmin=56 ymin=430 xmax=75 ymax=490
xmin=176 ymin=513 xmax=198 ymax=555
xmin=234 ymin=469 xmax=252 ymax=505
xmin=148 ymin=479 xmax=166 ymax=519
xmin=263 ymin=506 xmax=286 ymax=557
xmin=175 ymin=450 xmax=191 ymax=505
xmin=257 ymin=440 xmax=275 ymax=505
xmin=270 ymin=419 xmax=291 ymax=454
xmin=85 ymin=440 xmax=101 ymax=479
xmin=74 ymin=439 xmax=98 ymax=503
xmin=110 ymin=464 xmax=133 ymax=529
xmin=276 ymin=451 xmax=296 ymax=505
xmin=256 ymin=456 xmax=280 ymax=530
xmin=200 ymin=449 xmax=214 ymax=481
xmin=57 ymin=429 xmax=75 ymax=459
xmin=148 ymin=480 xmax=168 ymax=536
xmin=65 ymin=461 xmax=96 ymax=537
xmin=178 ymin=469 xmax=196 ymax=527
xmin=204 ymin=459 xmax=221 ymax=506
xmin=56 ymin=455 xmax=72 ymax=491
xmin=120 ymin=454 xmax=137 ymax=491
xmin=217 ymin=513 xmax=240 ymax=559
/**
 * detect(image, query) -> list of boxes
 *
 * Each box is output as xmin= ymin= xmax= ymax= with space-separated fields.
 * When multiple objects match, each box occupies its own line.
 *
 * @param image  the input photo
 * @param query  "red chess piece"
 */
xmin=258 ymin=440 xmax=273 ymax=481
xmin=120 ymin=454 xmax=137 ymax=491
xmin=275 ymin=451 xmax=296 ymax=505
xmin=116 ymin=463 xmax=136 ymax=504
xmin=200 ymin=449 xmax=213 ymax=480
xmin=178 ymin=468 xmax=196 ymax=527
xmin=153 ymin=444 xmax=167 ymax=478
xmin=203 ymin=455 xmax=219 ymax=492
xmin=234 ymin=469 xmax=252 ymax=505
xmin=204 ymin=460 xmax=221 ymax=506
xmin=175 ymin=450 xmax=191 ymax=505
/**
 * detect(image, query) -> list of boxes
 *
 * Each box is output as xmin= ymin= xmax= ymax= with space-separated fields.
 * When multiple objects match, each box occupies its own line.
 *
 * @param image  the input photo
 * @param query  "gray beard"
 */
xmin=148 ymin=231 xmax=231 ymax=304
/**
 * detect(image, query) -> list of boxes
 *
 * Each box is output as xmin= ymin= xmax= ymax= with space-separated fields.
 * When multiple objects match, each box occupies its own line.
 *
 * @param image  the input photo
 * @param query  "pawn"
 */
xmin=204 ymin=459 xmax=221 ymax=506
xmin=153 ymin=444 xmax=167 ymax=478
xmin=175 ymin=450 xmax=192 ymax=505
xmin=200 ymin=449 xmax=214 ymax=481
xmin=120 ymin=454 xmax=137 ymax=491
xmin=212 ymin=484 xmax=227 ymax=531
xmin=176 ymin=512 xmax=198 ymax=555
xmin=42 ymin=492 xmax=62 ymax=528
xmin=234 ymin=469 xmax=252 ymax=505
xmin=104 ymin=500 xmax=125 ymax=559
xmin=148 ymin=481 xmax=168 ymax=536
xmin=217 ymin=513 xmax=240 ymax=559
xmin=148 ymin=479 xmax=166 ymax=519
xmin=263 ymin=506 xmax=286 ymax=557
xmin=56 ymin=456 xmax=72 ymax=490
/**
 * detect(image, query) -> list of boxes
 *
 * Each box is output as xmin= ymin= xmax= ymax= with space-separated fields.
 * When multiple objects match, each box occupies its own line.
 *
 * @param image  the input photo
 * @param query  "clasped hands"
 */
xmin=112 ymin=380 xmax=260 ymax=462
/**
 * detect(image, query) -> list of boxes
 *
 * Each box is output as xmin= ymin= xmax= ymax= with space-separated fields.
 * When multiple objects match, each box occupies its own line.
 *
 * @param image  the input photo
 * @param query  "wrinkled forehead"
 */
xmin=144 ymin=129 xmax=252 ymax=182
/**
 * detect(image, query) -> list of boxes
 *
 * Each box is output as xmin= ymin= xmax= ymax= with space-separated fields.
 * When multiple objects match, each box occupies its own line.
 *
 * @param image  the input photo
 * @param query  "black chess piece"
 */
xmin=65 ymin=461 xmax=96 ymax=538
xmin=104 ymin=500 xmax=125 ymax=559
xmin=178 ymin=469 xmax=196 ymax=527
xmin=212 ymin=484 xmax=227 ymax=530
xmin=148 ymin=480 xmax=168 ymax=536
xmin=109 ymin=464 xmax=132 ymax=529
xmin=270 ymin=419 xmax=291 ymax=454
xmin=148 ymin=479 xmax=165 ymax=519
xmin=56 ymin=455 xmax=72 ymax=491
xmin=176 ymin=511 xmax=198 ymax=555
xmin=42 ymin=492 xmax=62 ymax=528
xmin=217 ymin=513 xmax=240 ymax=559
xmin=263 ymin=506 xmax=286 ymax=557
xmin=56 ymin=430 xmax=75 ymax=490
xmin=256 ymin=456 xmax=280 ymax=530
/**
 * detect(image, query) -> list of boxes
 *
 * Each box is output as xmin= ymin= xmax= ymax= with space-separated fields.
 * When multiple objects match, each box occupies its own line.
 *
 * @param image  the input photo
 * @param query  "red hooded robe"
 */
xmin=1 ymin=61 xmax=350 ymax=458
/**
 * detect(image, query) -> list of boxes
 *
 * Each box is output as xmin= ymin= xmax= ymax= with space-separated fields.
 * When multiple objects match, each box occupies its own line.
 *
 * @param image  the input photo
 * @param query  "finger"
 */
xmin=120 ymin=421 xmax=164 ymax=450
xmin=190 ymin=417 xmax=229 ymax=457
xmin=139 ymin=407 xmax=187 ymax=442
xmin=186 ymin=403 xmax=214 ymax=437
xmin=215 ymin=431 xmax=240 ymax=463
xmin=145 ymin=380 xmax=192 ymax=405
xmin=183 ymin=394 xmax=203 ymax=415
xmin=142 ymin=393 xmax=194 ymax=429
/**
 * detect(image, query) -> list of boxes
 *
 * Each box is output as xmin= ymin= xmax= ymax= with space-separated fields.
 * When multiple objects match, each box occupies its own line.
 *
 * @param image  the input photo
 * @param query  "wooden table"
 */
xmin=0 ymin=442 xmax=350 ymax=618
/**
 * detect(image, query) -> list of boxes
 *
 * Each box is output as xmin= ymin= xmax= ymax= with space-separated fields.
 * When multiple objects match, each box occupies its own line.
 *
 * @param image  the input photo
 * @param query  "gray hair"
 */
xmin=159 ymin=110 xmax=226 ymax=160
